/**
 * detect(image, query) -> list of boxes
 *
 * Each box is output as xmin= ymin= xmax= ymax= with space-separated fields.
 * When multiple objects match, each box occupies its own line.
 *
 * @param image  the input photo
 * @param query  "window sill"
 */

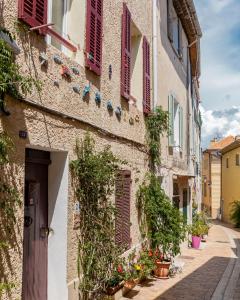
xmin=47 ymin=28 xmax=77 ymax=52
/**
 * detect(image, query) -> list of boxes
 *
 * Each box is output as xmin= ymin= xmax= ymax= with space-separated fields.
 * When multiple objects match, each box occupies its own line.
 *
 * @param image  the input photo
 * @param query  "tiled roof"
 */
xmin=209 ymin=136 xmax=235 ymax=150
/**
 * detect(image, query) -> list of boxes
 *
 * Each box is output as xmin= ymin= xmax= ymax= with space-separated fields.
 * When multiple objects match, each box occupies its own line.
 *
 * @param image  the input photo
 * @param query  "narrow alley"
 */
xmin=120 ymin=222 xmax=240 ymax=300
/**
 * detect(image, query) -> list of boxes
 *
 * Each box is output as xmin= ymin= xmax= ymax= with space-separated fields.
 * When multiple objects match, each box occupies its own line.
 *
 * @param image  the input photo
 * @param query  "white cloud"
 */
xmin=201 ymin=105 xmax=240 ymax=148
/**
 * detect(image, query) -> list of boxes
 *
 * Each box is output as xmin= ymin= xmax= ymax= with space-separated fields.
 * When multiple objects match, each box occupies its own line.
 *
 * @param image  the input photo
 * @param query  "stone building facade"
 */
xmin=153 ymin=0 xmax=202 ymax=222
xmin=0 ymin=0 xmax=202 ymax=299
xmin=0 ymin=0 xmax=152 ymax=299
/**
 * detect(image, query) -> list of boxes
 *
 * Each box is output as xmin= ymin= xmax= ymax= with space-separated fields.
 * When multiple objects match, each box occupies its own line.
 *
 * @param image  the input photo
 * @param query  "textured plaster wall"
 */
xmin=0 ymin=0 xmax=152 ymax=299
xmin=222 ymin=148 xmax=240 ymax=224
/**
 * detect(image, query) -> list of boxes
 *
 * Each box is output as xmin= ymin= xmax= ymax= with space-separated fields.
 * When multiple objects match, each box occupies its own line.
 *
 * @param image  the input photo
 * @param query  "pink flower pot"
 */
xmin=192 ymin=236 xmax=201 ymax=249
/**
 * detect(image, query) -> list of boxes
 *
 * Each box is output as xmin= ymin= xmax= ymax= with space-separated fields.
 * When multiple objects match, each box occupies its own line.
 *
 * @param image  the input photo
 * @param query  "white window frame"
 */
xmin=47 ymin=0 xmax=68 ymax=54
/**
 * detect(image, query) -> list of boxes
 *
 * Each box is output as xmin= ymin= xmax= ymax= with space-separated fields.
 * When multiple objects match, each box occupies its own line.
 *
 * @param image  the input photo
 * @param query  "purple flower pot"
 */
xmin=192 ymin=236 xmax=201 ymax=249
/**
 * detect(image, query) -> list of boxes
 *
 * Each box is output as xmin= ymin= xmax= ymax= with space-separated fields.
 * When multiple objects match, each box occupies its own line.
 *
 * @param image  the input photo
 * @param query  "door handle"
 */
xmin=40 ymin=227 xmax=49 ymax=238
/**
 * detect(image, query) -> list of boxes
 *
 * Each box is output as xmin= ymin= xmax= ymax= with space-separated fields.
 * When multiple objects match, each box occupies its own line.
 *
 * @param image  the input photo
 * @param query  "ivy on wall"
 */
xmin=0 ymin=28 xmax=41 ymax=114
xmin=0 ymin=132 xmax=20 ymax=297
xmin=137 ymin=106 xmax=186 ymax=259
xmin=70 ymin=134 xmax=125 ymax=299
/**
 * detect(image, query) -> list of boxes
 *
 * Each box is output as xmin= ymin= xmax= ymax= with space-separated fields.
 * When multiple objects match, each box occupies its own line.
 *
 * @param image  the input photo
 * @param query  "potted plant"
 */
xmin=136 ymin=249 xmax=155 ymax=282
xmin=188 ymin=221 xmax=205 ymax=249
xmin=105 ymin=264 xmax=125 ymax=296
xmin=137 ymin=174 xmax=187 ymax=279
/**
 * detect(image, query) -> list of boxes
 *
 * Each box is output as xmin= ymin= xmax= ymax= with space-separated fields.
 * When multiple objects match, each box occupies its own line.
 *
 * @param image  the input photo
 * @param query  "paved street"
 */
xmin=120 ymin=222 xmax=240 ymax=300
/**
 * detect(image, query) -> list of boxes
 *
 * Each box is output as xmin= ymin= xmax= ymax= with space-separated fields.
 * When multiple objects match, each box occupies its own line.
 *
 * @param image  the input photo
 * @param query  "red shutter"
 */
xmin=85 ymin=0 xmax=103 ymax=75
xmin=121 ymin=3 xmax=131 ymax=100
xmin=143 ymin=36 xmax=151 ymax=114
xmin=18 ymin=0 xmax=47 ymax=32
xmin=115 ymin=170 xmax=131 ymax=250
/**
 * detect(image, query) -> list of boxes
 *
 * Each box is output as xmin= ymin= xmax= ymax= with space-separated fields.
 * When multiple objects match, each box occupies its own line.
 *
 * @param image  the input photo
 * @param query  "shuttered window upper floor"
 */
xmin=17 ymin=0 xmax=151 ymax=113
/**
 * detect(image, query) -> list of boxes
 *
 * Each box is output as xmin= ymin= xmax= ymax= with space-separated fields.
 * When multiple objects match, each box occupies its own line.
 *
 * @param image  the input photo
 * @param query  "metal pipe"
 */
xmin=152 ymin=0 xmax=158 ymax=110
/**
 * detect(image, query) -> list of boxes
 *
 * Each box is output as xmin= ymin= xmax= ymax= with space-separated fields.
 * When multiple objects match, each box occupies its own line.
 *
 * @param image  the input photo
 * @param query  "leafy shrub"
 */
xmin=230 ymin=200 xmax=240 ymax=228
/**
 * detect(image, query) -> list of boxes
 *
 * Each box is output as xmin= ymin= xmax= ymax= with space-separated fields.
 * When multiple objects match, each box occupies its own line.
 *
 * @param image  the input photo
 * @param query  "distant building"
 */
xmin=221 ymin=137 xmax=240 ymax=224
xmin=202 ymin=136 xmax=234 ymax=218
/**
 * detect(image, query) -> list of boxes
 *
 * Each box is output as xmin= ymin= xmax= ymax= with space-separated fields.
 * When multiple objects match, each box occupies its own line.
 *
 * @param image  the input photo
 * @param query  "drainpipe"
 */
xmin=152 ymin=0 xmax=158 ymax=110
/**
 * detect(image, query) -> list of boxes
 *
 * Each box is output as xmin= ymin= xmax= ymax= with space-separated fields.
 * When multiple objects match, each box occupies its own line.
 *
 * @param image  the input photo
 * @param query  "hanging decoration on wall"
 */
xmin=95 ymin=92 xmax=101 ymax=104
xmin=107 ymin=101 xmax=113 ymax=111
xmin=129 ymin=117 xmax=134 ymax=125
xmin=53 ymin=55 xmax=63 ymax=64
xmin=83 ymin=85 xmax=90 ymax=98
xmin=39 ymin=52 xmax=48 ymax=66
xmin=73 ymin=85 xmax=81 ymax=94
xmin=135 ymin=115 xmax=140 ymax=122
xmin=53 ymin=80 xmax=60 ymax=87
xmin=108 ymin=64 xmax=112 ymax=80
xmin=71 ymin=66 xmax=80 ymax=75
xmin=60 ymin=65 xmax=71 ymax=79
xmin=115 ymin=106 xmax=122 ymax=118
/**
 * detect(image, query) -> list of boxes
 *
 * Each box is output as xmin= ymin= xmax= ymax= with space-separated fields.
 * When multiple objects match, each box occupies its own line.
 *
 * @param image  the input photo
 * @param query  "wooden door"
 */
xmin=183 ymin=188 xmax=188 ymax=220
xmin=22 ymin=149 xmax=51 ymax=300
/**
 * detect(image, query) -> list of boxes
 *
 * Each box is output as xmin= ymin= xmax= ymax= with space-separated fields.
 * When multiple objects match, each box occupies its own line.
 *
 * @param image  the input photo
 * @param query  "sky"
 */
xmin=195 ymin=0 xmax=240 ymax=148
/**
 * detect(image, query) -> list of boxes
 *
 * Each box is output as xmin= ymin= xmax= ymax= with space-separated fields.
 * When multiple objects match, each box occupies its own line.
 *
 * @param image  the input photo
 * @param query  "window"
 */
xmin=168 ymin=95 xmax=184 ymax=150
xmin=204 ymin=182 xmax=207 ymax=197
xmin=121 ymin=4 xmax=150 ymax=113
xmin=18 ymin=0 xmax=77 ymax=52
xmin=172 ymin=181 xmax=180 ymax=209
xmin=226 ymin=158 xmax=229 ymax=168
xmin=167 ymin=0 xmax=183 ymax=57
xmin=115 ymin=170 xmax=131 ymax=250
xmin=236 ymin=154 xmax=240 ymax=166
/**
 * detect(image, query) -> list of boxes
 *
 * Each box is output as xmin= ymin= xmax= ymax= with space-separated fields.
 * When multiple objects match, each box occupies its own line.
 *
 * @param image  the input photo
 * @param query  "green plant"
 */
xmin=188 ymin=221 xmax=205 ymax=237
xmin=230 ymin=200 xmax=240 ymax=228
xmin=0 ymin=28 xmax=41 ymax=111
xmin=137 ymin=174 xmax=186 ymax=260
xmin=0 ymin=132 xmax=13 ymax=164
xmin=136 ymin=249 xmax=155 ymax=279
xmin=145 ymin=106 xmax=168 ymax=168
xmin=70 ymin=134 xmax=124 ymax=299
xmin=0 ymin=282 xmax=15 ymax=296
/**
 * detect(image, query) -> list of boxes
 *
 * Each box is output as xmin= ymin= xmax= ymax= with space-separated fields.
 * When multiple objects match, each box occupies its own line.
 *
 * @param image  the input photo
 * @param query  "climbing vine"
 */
xmin=145 ymin=106 xmax=169 ymax=168
xmin=0 ymin=132 xmax=20 ymax=297
xmin=70 ymin=134 xmax=125 ymax=299
xmin=0 ymin=28 xmax=41 ymax=113
xmin=137 ymin=106 xmax=186 ymax=259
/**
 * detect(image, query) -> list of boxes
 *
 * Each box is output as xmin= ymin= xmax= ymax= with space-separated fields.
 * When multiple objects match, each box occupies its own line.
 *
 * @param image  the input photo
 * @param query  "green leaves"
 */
xmin=70 ymin=134 xmax=124 ymax=298
xmin=0 ymin=132 xmax=13 ymax=165
xmin=230 ymin=200 xmax=240 ymax=228
xmin=137 ymin=173 xmax=186 ymax=258
xmin=0 ymin=29 xmax=41 ymax=105
xmin=145 ymin=106 xmax=168 ymax=168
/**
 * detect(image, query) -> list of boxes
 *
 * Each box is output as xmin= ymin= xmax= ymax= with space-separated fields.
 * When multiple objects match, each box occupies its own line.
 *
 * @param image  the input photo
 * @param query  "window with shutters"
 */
xmin=115 ymin=170 xmax=131 ymax=250
xmin=121 ymin=4 xmax=148 ymax=112
xmin=85 ymin=0 xmax=103 ymax=75
xmin=18 ymin=0 xmax=78 ymax=53
xmin=236 ymin=154 xmax=240 ymax=166
xmin=168 ymin=95 xmax=184 ymax=151
xmin=167 ymin=0 xmax=183 ymax=59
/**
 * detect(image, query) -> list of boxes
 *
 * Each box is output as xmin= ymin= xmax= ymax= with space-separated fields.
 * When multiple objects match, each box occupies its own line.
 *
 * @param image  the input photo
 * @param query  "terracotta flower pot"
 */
xmin=154 ymin=261 xmax=171 ymax=279
xmin=122 ymin=280 xmax=137 ymax=296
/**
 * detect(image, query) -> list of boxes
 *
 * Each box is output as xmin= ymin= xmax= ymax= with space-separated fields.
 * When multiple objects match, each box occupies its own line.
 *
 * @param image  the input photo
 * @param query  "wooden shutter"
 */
xmin=143 ymin=36 xmax=151 ymax=114
xmin=115 ymin=170 xmax=131 ymax=250
xmin=121 ymin=3 xmax=131 ymax=100
xmin=168 ymin=95 xmax=174 ymax=147
xmin=178 ymin=20 xmax=183 ymax=57
xmin=179 ymin=106 xmax=183 ymax=149
xmin=86 ymin=0 xmax=103 ymax=75
xmin=18 ymin=0 xmax=47 ymax=31
xmin=167 ymin=0 xmax=173 ymax=42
